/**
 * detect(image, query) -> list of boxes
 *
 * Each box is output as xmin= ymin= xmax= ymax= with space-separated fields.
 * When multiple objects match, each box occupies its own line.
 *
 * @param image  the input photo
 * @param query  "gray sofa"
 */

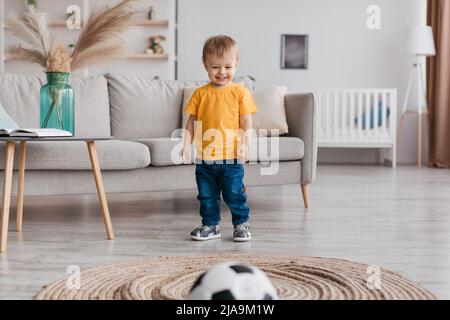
xmin=0 ymin=73 xmax=317 ymax=208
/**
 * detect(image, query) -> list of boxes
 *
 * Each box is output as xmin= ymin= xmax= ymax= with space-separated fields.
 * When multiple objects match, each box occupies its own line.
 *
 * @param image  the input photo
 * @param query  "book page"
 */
xmin=22 ymin=129 xmax=73 ymax=137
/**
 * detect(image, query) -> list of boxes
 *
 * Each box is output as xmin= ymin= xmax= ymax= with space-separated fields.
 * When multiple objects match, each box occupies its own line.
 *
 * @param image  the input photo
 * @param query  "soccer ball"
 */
xmin=187 ymin=262 xmax=278 ymax=300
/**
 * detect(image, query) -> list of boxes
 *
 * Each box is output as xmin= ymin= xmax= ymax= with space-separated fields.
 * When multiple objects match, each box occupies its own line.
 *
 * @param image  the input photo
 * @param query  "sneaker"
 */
xmin=190 ymin=225 xmax=221 ymax=241
xmin=233 ymin=223 xmax=251 ymax=242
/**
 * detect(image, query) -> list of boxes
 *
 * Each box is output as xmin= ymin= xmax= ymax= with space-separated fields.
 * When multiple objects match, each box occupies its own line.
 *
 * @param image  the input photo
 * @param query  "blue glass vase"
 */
xmin=40 ymin=72 xmax=75 ymax=134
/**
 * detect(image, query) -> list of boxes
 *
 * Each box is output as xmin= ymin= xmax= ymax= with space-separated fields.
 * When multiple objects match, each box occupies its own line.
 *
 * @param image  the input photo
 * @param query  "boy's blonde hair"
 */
xmin=202 ymin=35 xmax=239 ymax=63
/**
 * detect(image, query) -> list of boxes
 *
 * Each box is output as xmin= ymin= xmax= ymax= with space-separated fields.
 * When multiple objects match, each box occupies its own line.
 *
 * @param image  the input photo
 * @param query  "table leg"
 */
xmin=86 ymin=141 xmax=114 ymax=240
xmin=1 ymin=142 xmax=16 ymax=252
xmin=16 ymin=141 xmax=26 ymax=231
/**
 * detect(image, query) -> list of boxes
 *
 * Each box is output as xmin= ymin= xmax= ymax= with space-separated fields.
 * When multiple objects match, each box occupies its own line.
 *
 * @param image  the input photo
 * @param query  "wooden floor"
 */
xmin=0 ymin=165 xmax=449 ymax=299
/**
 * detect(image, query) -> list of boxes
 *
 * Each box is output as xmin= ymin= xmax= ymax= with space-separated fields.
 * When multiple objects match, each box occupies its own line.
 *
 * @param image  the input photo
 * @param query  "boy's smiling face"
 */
xmin=203 ymin=50 xmax=239 ymax=87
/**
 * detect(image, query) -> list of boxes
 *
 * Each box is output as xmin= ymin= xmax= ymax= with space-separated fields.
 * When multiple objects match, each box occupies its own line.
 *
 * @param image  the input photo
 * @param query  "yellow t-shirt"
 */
xmin=184 ymin=82 xmax=258 ymax=161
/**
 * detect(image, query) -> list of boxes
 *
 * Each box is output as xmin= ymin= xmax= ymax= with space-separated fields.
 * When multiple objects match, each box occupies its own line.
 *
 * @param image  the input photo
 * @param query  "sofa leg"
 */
xmin=301 ymin=184 xmax=310 ymax=208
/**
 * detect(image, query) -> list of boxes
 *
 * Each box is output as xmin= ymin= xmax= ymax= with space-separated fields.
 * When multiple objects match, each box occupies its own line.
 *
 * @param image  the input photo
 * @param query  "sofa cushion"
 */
xmin=134 ymin=136 xmax=303 ymax=166
xmin=0 ymin=73 xmax=111 ymax=137
xmin=134 ymin=138 xmax=185 ymax=166
xmin=249 ymin=136 xmax=304 ymax=162
xmin=106 ymin=74 xmax=256 ymax=140
xmin=0 ymin=73 xmax=42 ymax=128
xmin=106 ymin=74 xmax=186 ymax=139
xmin=0 ymin=140 xmax=150 ymax=170
xmin=180 ymin=86 xmax=197 ymax=135
xmin=69 ymin=76 xmax=111 ymax=137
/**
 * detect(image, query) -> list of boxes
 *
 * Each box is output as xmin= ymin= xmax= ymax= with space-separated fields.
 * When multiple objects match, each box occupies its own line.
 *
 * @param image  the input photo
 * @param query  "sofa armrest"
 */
xmin=284 ymin=93 xmax=317 ymax=184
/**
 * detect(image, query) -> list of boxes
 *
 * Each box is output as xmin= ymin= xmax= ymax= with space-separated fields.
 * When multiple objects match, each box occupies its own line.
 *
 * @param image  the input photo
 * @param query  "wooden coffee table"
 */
xmin=0 ymin=137 xmax=115 ymax=252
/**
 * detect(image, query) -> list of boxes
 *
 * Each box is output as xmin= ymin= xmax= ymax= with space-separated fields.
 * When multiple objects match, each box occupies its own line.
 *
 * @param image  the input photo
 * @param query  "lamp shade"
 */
xmin=405 ymin=26 xmax=436 ymax=56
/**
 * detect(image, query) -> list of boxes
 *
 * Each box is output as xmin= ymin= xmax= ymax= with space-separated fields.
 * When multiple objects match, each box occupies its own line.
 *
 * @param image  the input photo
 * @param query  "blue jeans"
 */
xmin=195 ymin=159 xmax=249 ymax=226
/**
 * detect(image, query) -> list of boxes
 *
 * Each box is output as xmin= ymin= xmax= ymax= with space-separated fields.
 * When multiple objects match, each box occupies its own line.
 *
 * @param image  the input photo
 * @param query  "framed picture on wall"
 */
xmin=280 ymin=34 xmax=309 ymax=69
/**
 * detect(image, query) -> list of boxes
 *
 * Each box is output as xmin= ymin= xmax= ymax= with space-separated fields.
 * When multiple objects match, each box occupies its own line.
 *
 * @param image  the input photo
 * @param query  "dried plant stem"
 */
xmin=70 ymin=0 xmax=141 ymax=71
xmin=42 ymin=89 xmax=62 ymax=128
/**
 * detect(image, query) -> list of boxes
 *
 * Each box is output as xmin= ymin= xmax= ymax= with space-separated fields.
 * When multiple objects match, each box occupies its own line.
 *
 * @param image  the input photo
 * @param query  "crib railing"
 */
xmin=313 ymin=89 xmax=397 ymax=166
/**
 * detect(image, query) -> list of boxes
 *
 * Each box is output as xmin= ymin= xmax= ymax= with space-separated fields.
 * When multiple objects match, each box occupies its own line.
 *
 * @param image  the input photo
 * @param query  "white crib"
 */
xmin=313 ymin=89 xmax=397 ymax=167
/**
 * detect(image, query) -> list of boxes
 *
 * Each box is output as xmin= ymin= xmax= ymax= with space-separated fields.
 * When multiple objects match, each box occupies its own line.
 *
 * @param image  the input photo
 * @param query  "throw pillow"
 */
xmin=0 ymin=100 xmax=19 ymax=128
xmin=251 ymin=86 xmax=289 ymax=136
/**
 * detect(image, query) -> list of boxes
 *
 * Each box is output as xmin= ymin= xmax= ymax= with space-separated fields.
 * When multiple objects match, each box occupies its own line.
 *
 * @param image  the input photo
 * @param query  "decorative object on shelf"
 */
xmin=281 ymin=34 xmax=309 ymax=69
xmin=26 ymin=0 xmax=37 ymax=9
xmin=398 ymin=25 xmax=436 ymax=167
xmin=6 ymin=1 xmax=140 ymax=134
xmin=148 ymin=6 xmax=154 ymax=20
xmin=68 ymin=44 xmax=75 ymax=55
xmin=146 ymin=35 xmax=166 ymax=54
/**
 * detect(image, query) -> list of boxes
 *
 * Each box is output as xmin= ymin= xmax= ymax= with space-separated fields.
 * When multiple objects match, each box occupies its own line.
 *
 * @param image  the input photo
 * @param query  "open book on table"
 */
xmin=0 ymin=128 xmax=73 ymax=138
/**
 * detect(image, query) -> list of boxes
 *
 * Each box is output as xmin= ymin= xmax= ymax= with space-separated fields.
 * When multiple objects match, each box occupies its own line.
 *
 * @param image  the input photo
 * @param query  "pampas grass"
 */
xmin=47 ymin=44 xmax=72 ymax=72
xmin=70 ymin=0 xmax=140 ymax=70
xmin=7 ymin=0 xmax=141 ymax=72
xmin=6 ymin=7 xmax=54 ymax=69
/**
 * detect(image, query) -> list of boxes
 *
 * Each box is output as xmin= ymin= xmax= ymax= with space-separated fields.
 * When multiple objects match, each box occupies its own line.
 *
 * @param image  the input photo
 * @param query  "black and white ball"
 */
xmin=187 ymin=262 xmax=278 ymax=300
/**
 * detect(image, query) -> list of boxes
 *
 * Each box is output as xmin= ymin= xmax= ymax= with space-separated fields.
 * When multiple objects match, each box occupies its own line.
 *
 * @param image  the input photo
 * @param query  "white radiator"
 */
xmin=313 ymin=89 xmax=397 ymax=167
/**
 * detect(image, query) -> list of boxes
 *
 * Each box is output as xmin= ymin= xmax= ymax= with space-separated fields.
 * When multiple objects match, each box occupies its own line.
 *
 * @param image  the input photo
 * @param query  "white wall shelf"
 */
xmin=133 ymin=20 xmax=169 ymax=27
xmin=5 ymin=53 xmax=170 ymax=61
xmin=47 ymin=20 xmax=83 ymax=28
xmin=3 ymin=53 xmax=18 ymax=61
xmin=3 ymin=19 xmax=169 ymax=29
xmin=3 ymin=21 xmax=83 ymax=28
xmin=125 ymin=53 xmax=168 ymax=59
xmin=1 ymin=0 xmax=177 ymax=78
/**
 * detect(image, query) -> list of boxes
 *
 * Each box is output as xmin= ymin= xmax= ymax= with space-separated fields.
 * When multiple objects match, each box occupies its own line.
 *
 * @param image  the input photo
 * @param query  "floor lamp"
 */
xmin=399 ymin=26 xmax=436 ymax=167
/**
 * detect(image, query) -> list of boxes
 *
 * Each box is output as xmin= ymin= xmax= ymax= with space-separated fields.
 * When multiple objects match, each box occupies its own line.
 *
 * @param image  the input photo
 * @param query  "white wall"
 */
xmin=1 ymin=0 xmax=429 ymax=164
xmin=177 ymin=0 xmax=428 ymax=165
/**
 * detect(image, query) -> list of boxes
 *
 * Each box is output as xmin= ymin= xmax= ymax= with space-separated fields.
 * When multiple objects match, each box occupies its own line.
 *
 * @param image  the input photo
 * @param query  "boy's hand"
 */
xmin=239 ymin=115 xmax=253 ymax=164
xmin=238 ymin=143 xmax=250 ymax=163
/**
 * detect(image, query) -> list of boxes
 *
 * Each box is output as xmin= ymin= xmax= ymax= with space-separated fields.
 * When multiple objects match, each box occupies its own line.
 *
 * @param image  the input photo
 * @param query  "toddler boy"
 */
xmin=182 ymin=35 xmax=257 ymax=242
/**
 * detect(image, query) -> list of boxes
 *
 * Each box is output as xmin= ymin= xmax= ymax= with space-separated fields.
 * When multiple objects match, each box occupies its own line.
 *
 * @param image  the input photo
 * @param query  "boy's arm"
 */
xmin=239 ymin=114 xmax=253 ymax=162
xmin=182 ymin=114 xmax=196 ymax=162
xmin=184 ymin=114 xmax=196 ymax=144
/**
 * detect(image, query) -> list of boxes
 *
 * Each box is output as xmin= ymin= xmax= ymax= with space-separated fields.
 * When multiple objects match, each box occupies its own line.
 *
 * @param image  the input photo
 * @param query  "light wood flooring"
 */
xmin=0 ymin=165 xmax=449 ymax=299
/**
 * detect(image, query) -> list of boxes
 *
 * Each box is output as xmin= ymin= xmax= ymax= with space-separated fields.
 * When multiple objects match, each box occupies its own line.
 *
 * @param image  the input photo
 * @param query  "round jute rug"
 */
xmin=35 ymin=253 xmax=435 ymax=300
